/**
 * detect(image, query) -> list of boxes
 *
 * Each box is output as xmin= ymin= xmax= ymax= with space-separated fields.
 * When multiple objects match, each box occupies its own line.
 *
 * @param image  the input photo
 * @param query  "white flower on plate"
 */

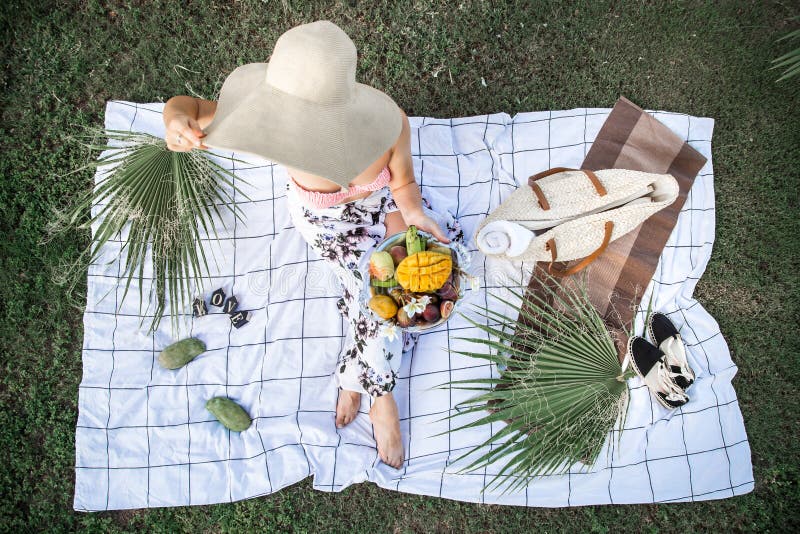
xmin=380 ymin=322 xmax=399 ymax=342
xmin=402 ymin=295 xmax=431 ymax=316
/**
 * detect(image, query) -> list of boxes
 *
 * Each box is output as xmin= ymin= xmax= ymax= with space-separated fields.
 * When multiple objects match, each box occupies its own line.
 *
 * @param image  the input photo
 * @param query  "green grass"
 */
xmin=1 ymin=0 xmax=798 ymax=531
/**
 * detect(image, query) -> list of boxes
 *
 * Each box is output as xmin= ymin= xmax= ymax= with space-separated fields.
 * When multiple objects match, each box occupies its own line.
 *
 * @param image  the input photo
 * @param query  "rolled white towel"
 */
xmin=476 ymin=220 xmax=535 ymax=257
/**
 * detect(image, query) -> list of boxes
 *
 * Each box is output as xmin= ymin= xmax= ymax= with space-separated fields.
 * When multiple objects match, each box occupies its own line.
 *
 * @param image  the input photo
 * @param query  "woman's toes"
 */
xmin=336 ymin=410 xmax=353 ymax=428
xmin=336 ymin=389 xmax=361 ymax=428
xmin=387 ymin=452 xmax=403 ymax=469
xmin=379 ymin=451 xmax=401 ymax=469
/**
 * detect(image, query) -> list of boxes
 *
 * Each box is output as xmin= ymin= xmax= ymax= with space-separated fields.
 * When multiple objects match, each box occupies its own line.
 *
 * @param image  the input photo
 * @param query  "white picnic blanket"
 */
xmin=74 ymin=101 xmax=753 ymax=510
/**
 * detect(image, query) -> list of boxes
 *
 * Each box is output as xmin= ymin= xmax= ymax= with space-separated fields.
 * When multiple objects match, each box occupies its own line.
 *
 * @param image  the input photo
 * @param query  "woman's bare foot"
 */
xmin=336 ymin=389 xmax=361 ymax=428
xmin=369 ymin=393 xmax=404 ymax=469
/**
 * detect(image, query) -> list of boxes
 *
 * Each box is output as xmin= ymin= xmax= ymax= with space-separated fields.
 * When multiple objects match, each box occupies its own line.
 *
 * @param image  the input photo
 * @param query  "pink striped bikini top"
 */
xmin=290 ymin=166 xmax=392 ymax=209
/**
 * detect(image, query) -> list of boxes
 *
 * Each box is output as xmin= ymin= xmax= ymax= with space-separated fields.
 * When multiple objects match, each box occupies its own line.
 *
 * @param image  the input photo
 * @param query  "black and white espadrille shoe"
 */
xmin=647 ymin=312 xmax=695 ymax=391
xmin=623 ymin=336 xmax=689 ymax=410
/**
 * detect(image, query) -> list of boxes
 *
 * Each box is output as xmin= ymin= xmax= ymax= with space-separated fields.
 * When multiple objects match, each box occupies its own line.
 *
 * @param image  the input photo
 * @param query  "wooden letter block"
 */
xmin=229 ymin=310 xmax=251 ymax=329
xmin=192 ymin=297 xmax=208 ymax=317
xmin=210 ymin=288 xmax=226 ymax=307
xmin=222 ymin=295 xmax=239 ymax=314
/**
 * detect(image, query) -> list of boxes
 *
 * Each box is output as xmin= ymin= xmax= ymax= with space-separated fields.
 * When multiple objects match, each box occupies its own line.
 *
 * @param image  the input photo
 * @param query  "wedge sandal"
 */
xmin=647 ymin=312 xmax=695 ymax=390
xmin=624 ymin=336 xmax=689 ymax=410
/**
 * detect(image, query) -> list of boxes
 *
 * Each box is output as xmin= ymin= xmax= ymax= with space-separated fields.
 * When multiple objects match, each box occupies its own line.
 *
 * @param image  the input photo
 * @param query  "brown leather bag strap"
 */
xmin=527 ymin=167 xmax=607 ymax=211
xmin=545 ymin=221 xmax=614 ymax=277
xmin=529 ymin=181 xmax=551 ymax=210
xmin=528 ymin=167 xmax=575 ymax=183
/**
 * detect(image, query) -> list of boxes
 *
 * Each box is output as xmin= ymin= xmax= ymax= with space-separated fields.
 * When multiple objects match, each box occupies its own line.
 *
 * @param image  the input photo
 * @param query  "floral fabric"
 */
xmin=285 ymin=180 xmax=463 ymax=397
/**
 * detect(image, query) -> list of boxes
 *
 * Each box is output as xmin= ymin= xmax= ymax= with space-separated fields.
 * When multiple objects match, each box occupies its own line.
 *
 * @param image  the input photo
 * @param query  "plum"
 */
xmin=389 ymin=245 xmax=408 ymax=266
xmin=436 ymin=281 xmax=458 ymax=301
xmin=422 ymin=303 xmax=441 ymax=323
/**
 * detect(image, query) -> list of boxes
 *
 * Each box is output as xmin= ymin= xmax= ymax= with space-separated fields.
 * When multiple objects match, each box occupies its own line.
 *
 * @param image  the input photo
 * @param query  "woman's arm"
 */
xmin=163 ymin=96 xmax=217 ymax=151
xmin=387 ymin=110 xmax=450 ymax=243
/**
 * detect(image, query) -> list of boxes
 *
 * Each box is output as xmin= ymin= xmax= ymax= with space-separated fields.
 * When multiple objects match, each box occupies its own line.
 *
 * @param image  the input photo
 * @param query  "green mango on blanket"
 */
xmin=206 ymin=397 xmax=252 ymax=432
xmin=158 ymin=337 xmax=206 ymax=369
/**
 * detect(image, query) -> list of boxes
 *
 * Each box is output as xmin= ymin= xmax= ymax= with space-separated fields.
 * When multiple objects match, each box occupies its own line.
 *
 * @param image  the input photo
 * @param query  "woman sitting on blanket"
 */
xmin=163 ymin=20 xmax=463 ymax=469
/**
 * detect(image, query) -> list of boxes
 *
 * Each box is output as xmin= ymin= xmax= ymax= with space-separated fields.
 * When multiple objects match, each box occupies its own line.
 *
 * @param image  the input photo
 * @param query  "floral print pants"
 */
xmin=285 ymin=181 xmax=463 ymax=397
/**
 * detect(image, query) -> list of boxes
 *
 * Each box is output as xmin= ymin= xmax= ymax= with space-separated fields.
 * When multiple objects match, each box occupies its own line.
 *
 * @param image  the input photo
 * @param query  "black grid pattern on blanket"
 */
xmin=73 ymin=101 xmax=753 ymax=510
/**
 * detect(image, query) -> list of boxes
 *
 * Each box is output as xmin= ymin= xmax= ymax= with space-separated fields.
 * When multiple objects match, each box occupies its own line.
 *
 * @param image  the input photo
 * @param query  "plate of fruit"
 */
xmin=363 ymin=225 xmax=473 ymax=331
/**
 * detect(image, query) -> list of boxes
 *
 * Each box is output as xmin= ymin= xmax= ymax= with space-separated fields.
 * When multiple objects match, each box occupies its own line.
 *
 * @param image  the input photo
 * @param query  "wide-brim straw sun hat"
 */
xmin=202 ymin=20 xmax=403 ymax=190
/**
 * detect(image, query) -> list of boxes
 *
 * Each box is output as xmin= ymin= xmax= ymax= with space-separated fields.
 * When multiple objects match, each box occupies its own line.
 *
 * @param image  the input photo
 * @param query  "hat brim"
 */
xmin=201 ymin=62 xmax=402 ymax=188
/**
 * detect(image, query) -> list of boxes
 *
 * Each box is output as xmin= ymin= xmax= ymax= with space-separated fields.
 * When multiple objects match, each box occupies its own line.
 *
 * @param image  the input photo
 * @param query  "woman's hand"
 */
xmin=165 ymin=114 xmax=208 ymax=152
xmin=403 ymin=211 xmax=450 ymax=244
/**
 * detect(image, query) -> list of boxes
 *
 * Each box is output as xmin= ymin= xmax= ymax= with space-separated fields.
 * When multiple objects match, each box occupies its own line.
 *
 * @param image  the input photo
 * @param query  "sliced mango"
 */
xmin=395 ymin=251 xmax=453 ymax=292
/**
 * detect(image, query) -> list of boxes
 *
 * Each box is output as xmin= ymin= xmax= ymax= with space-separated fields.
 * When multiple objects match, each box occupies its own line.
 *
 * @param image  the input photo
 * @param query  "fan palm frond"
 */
xmin=440 ymin=273 xmax=634 ymax=493
xmin=772 ymin=25 xmax=800 ymax=82
xmin=51 ymin=126 xmax=252 ymax=334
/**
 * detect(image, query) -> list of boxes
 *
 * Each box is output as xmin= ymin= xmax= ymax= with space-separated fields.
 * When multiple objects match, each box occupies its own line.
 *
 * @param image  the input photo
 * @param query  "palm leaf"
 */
xmin=771 ymin=24 xmax=800 ymax=82
xmin=439 ymin=272 xmax=634 ymax=493
xmin=49 ymin=125 xmax=253 ymax=334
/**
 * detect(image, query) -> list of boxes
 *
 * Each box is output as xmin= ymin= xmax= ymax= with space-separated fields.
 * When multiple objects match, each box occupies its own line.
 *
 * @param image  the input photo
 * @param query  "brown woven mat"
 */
xmin=516 ymin=97 xmax=707 ymax=361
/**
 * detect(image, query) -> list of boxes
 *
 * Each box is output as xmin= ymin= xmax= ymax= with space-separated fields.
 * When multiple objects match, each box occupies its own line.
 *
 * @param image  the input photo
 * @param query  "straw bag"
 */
xmin=475 ymin=167 xmax=679 ymax=276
